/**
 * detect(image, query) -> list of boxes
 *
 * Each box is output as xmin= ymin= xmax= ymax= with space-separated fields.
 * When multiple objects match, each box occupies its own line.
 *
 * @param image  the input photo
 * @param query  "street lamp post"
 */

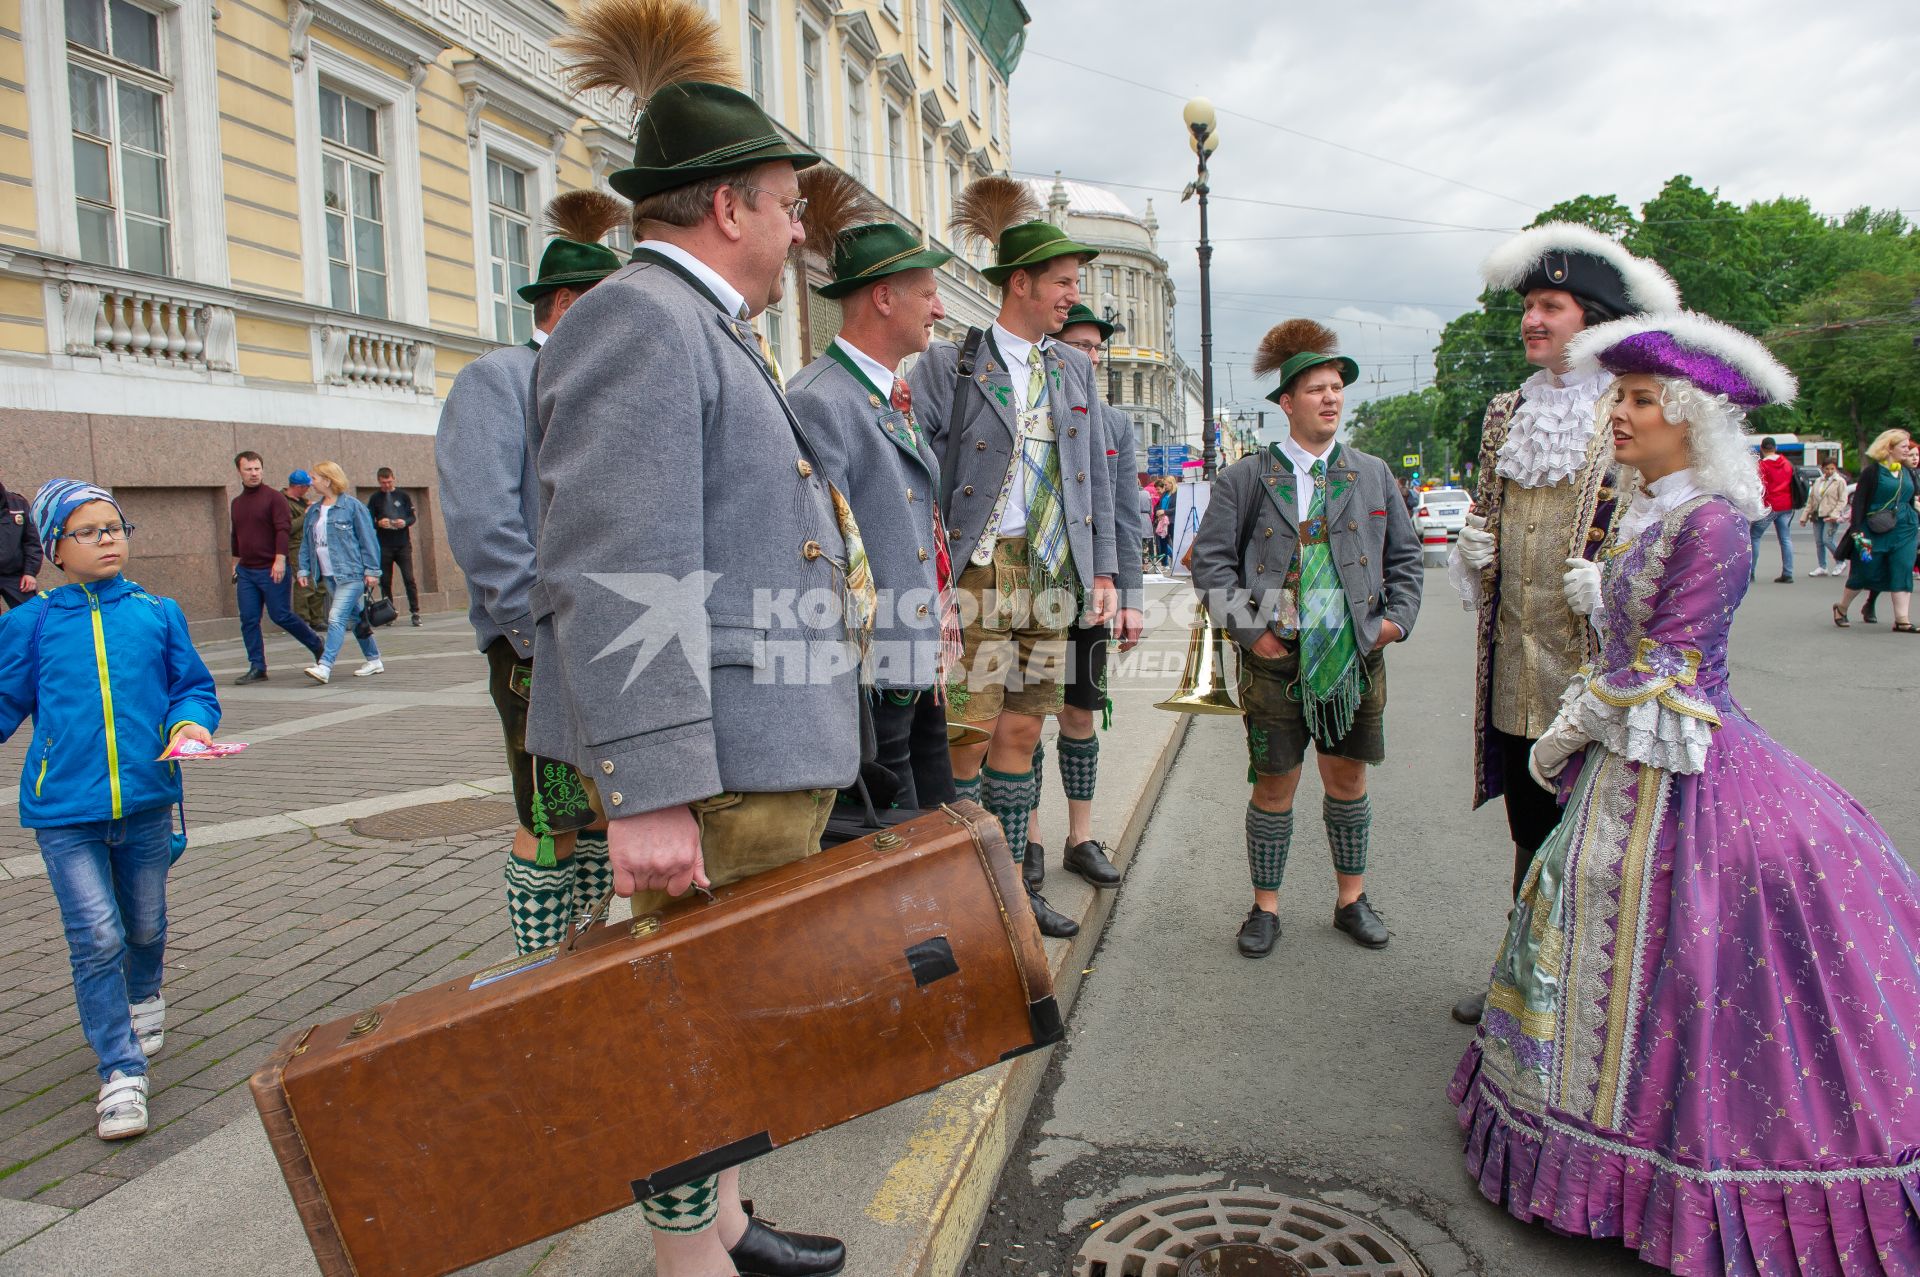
xmin=1181 ymin=99 xmax=1220 ymax=478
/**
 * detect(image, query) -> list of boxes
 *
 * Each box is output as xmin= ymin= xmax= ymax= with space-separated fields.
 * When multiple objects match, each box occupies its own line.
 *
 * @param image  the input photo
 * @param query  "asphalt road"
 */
xmin=970 ymin=527 xmax=1918 ymax=1276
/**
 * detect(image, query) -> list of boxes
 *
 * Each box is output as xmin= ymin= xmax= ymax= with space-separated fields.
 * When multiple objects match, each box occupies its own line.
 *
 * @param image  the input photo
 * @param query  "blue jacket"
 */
xmin=298 ymin=495 xmax=382 ymax=582
xmin=0 ymin=576 xmax=221 ymax=828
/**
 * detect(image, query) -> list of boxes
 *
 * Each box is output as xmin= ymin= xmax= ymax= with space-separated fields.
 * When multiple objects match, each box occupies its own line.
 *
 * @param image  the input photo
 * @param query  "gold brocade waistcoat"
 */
xmin=1491 ymin=479 xmax=1587 ymax=739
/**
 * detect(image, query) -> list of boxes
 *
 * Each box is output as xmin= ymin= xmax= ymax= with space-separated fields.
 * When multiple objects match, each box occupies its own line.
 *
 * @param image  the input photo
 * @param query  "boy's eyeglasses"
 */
xmin=62 ymin=522 xmax=136 ymax=545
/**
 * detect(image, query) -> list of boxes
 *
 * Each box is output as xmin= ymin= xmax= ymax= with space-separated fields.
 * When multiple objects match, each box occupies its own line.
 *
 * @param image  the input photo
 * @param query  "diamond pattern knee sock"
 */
xmin=1325 ymin=794 xmax=1371 ymax=876
xmin=982 ymin=764 xmax=1033 ymax=863
xmin=503 ymin=856 xmax=575 ymax=955
xmin=1246 ymin=803 xmax=1293 ymax=892
xmin=639 ymin=1175 xmax=720 ymax=1234
xmin=954 ymin=772 xmax=982 ymax=806
xmin=571 ymin=830 xmax=611 ymax=922
xmin=1057 ymin=733 xmax=1099 ymax=803
xmin=1029 ymin=740 xmax=1045 ymax=817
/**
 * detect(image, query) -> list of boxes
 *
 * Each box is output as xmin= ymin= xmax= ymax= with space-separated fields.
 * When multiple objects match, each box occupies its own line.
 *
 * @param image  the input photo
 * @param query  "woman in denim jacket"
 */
xmin=295 ymin=462 xmax=383 ymax=683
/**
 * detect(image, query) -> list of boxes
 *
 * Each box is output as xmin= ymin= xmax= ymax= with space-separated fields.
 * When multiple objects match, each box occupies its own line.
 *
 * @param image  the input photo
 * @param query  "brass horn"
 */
xmin=947 ymin=721 xmax=992 ymax=747
xmin=1154 ymin=606 xmax=1242 ymax=715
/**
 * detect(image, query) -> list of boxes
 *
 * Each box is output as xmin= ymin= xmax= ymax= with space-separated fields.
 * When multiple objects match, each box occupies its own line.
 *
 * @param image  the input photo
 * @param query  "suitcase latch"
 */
xmin=874 ymin=832 xmax=905 ymax=851
xmin=631 ymin=913 xmax=663 ymax=938
xmin=346 ymin=1010 xmax=382 ymax=1040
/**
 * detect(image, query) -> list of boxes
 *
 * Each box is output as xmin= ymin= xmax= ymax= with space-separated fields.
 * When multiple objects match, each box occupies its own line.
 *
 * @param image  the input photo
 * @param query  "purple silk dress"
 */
xmin=1449 ymin=493 xmax=1920 ymax=1276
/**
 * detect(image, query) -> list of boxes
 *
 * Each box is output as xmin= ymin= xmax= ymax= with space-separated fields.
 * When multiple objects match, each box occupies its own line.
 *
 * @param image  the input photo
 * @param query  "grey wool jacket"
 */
xmin=434 ymin=341 xmax=540 ymax=658
xmin=906 ymin=332 xmax=1118 ymax=590
xmin=1101 ymin=402 xmax=1145 ymax=610
xmin=1189 ymin=440 xmax=1424 ymax=653
xmin=526 ymin=251 xmax=859 ymax=816
xmin=786 ymin=346 xmax=943 ymax=691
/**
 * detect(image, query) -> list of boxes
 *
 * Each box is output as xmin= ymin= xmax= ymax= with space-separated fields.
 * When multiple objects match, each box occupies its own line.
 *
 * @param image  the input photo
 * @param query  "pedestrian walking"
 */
xmin=229 ymin=451 xmax=323 ymax=684
xmin=1749 ymin=435 xmax=1796 ymax=582
xmin=1832 ymin=429 xmax=1919 ymax=631
xmin=367 ymin=467 xmax=421 ymax=626
xmin=1189 ymin=320 xmax=1423 ymax=958
xmin=1452 ymin=311 xmax=1920 ymax=1277
xmin=1153 ymin=477 xmax=1175 ymax=568
xmin=282 ymin=470 xmax=328 ymax=631
xmin=294 ymin=462 xmax=383 ymax=683
xmin=1801 ymin=455 xmax=1849 ymax=575
xmin=0 ymin=475 xmax=40 ymax=611
xmin=0 ymin=480 xmax=220 ymax=1141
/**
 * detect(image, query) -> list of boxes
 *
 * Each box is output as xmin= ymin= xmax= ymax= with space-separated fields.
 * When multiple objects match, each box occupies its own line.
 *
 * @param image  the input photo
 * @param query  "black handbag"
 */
xmin=362 ymin=590 xmax=398 ymax=629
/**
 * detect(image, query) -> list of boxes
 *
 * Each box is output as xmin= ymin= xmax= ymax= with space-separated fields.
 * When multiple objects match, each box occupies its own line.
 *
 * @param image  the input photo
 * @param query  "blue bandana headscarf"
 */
xmin=31 ymin=479 xmax=123 ymax=547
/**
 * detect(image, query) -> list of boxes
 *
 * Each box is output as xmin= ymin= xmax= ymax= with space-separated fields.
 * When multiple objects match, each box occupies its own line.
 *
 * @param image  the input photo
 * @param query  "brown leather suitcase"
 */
xmin=249 ymin=801 xmax=1060 ymax=1277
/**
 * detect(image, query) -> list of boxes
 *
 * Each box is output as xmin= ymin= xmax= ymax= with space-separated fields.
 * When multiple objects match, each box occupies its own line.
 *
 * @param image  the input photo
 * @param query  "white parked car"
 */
xmin=1415 ymin=488 xmax=1471 ymax=540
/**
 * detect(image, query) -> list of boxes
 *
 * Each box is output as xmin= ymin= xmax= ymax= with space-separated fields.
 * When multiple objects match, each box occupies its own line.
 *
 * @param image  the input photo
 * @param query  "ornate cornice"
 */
xmin=876 ymin=52 xmax=916 ymax=98
xmin=289 ymin=0 xmax=448 ymax=72
xmin=835 ymin=10 xmax=882 ymax=61
xmin=454 ymin=57 xmax=579 ymax=141
xmin=387 ymin=0 xmax=633 ymax=132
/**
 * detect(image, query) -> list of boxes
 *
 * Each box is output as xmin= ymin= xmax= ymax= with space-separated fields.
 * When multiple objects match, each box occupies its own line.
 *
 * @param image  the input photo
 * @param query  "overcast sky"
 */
xmin=1008 ymin=0 xmax=1920 ymax=428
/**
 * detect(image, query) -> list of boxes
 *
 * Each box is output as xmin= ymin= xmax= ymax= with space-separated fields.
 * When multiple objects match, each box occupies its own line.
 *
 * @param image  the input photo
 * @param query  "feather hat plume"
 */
xmin=545 ymin=190 xmax=628 ymax=245
xmin=950 ymin=176 xmax=1041 ymax=249
xmin=1254 ymin=319 xmax=1340 ymax=377
xmin=798 ymin=165 xmax=883 ymax=261
xmin=555 ymin=0 xmax=737 ymax=105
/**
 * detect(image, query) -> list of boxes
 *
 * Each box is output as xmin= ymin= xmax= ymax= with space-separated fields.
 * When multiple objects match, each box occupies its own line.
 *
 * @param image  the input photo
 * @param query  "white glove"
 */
xmin=1527 ymin=714 xmax=1589 ymax=791
xmin=1457 ymin=513 xmax=1495 ymax=570
xmin=1561 ymin=556 xmax=1602 ymax=616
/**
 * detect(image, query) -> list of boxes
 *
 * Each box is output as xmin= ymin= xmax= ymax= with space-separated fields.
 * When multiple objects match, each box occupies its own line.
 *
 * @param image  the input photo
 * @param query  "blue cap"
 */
xmin=289 ymin=469 xmax=313 ymax=486
xmin=31 ymin=479 xmax=123 ymax=547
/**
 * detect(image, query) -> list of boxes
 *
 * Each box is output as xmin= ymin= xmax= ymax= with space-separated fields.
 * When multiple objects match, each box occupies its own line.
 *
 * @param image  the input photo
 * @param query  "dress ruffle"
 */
xmin=1557 ymin=666 xmax=1714 ymax=775
xmin=1450 ymin=1046 xmax=1920 ymax=1277
xmin=1493 ymin=369 xmax=1613 ymax=488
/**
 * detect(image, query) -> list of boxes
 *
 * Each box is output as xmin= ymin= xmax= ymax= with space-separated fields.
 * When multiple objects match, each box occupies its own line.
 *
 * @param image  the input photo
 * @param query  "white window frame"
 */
xmin=798 ymin=19 xmax=825 ymax=147
xmin=941 ymin=13 xmax=956 ymax=91
xmin=317 ymin=84 xmax=390 ymax=319
xmin=884 ymin=97 xmax=907 ymax=210
xmin=921 ymin=134 xmax=938 ymax=235
xmin=914 ymin=0 xmax=931 ymax=63
xmin=987 ymin=78 xmax=1000 ymax=144
xmin=24 ymin=0 xmax=227 ymax=283
xmin=740 ymin=0 xmax=779 ymax=112
xmin=466 ymin=122 xmax=556 ymax=343
xmin=293 ymin=45 xmax=427 ymax=324
xmin=966 ymin=48 xmax=979 ymax=121
xmin=844 ymin=65 xmax=870 ymax=185
xmin=879 ymin=0 xmax=901 ymax=26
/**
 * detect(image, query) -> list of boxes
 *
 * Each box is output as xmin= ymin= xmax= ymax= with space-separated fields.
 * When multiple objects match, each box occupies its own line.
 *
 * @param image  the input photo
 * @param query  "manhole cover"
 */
xmin=349 ymin=797 xmax=516 ymax=840
xmin=1181 ymin=1242 xmax=1308 ymax=1277
xmin=1075 ymin=1188 xmax=1424 ymax=1277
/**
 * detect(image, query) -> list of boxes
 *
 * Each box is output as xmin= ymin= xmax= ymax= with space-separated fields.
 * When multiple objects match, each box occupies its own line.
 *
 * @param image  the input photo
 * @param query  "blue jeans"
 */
xmin=37 ymin=805 xmax=172 ymax=1081
xmin=320 ymin=575 xmax=380 ymax=668
xmin=1749 ymin=510 xmax=1795 ymax=578
xmin=1812 ymin=518 xmax=1845 ymax=571
xmin=235 ymin=564 xmax=322 ymax=672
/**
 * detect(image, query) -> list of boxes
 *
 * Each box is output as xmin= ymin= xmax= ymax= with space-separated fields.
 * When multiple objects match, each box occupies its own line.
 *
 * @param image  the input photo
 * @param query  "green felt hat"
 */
xmin=1262 ymin=351 xmax=1360 ymax=403
xmin=980 ymin=221 xmax=1100 ymax=286
xmin=517 ymin=237 xmax=624 ymax=302
xmin=608 ymin=81 xmax=820 ymax=204
xmin=1056 ymin=303 xmax=1113 ymax=343
xmin=816 ymin=222 xmax=953 ymax=299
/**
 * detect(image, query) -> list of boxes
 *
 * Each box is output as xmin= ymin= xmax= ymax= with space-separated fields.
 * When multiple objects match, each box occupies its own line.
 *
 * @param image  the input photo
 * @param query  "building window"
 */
xmin=800 ymin=25 xmax=823 ymax=145
xmin=1125 ymin=269 xmax=1137 ymax=297
xmin=845 ymin=70 xmax=870 ymax=183
xmin=921 ymin=135 xmax=938 ymax=231
xmin=945 ymin=159 xmax=960 ymax=231
xmin=1134 ymin=370 xmax=1144 ymax=402
xmin=880 ymin=0 xmax=900 ymax=21
xmin=763 ymin=297 xmax=785 ymax=373
xmin=1109 ymin=370 xmax=1121 ymax=403
xmin=318 ymin=86 xmax=387 ymax=319
xmin=487 ymin=155 xmax=533 ymax=345
xmin=915 ymin=0 xmax=931 ymax=60
xmin=966 ymin=49 xmax=979 ymax=119
xmin=941 ymin=13 xmax=955 ymax=90
xmin=66 ymin=0 xmax=172 ymax=274
xmin=988 ymin=80 xmax=1000 ymax=143
xmin=746 ymin=0 xmax=769 ymax=105
xmin=885 ymin=100 xmax=907 ymax=209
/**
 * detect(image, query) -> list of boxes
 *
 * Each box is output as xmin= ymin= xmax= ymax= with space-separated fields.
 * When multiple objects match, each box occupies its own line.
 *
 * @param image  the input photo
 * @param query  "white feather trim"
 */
xmin=1565 ymin=311 xmax=1797 ymax=408
xmin=1479 ymin=222 xmax=1682 ymax=316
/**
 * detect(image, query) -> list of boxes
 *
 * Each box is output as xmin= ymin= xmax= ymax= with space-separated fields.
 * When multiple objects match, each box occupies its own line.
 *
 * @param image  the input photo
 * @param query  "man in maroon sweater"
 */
xmin=230 ymin=450 xmax=322 ymax=684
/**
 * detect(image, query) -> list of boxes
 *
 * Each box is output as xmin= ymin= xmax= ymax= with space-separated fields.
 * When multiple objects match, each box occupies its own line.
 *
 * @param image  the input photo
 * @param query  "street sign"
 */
xmin=1402 ymin=454 xmax=1422 ymax=468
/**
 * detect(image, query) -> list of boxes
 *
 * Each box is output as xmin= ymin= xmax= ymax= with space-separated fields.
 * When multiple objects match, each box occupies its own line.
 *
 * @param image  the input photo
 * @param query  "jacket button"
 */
xmin=976 ymin=441 xmax=987 ymax=451
xmin=609 ymin=792 xmax=623 ymax=806
xmin=918 ymin=548 xmax=929 ymax=561
xmin=916 ymin=604 xmax=929 ymax=616
xmin=600 ymin=761 xmax=614 ymax=774
xmin=905 ymin=487 xmax=914 ymax=501
xmin=802 ymin=540 xmax=823 ymax=560
xmin=796 ymin=459 xmax=813 ymax=477
xmin=949 ymin=529 xmax=961 ymax=539
xmin=963 ymin=485 xmax=975 ymax=496
xmin=1076 ymin=471 xmax=1086 ymax=481
xmin=1368 ymin=594 xmax=1376 ymax=604
xmin=1360 ymin=555 xmax=1369 ymax=566
xmin=1347 ymin=520 xmax=1358 ymax=530
xmin=1587 ymin=528 xmax=1606 ymax=543
xmin=1256 ymin=564 xmax=1266 ymax=574
xmin=1083 ymin=515 xmax=1092 ymax=525
xmin=1068 ymin=427 xmax=1078 ymax=437
xmin=1264 ymin=527 xmax=1273 ymax=538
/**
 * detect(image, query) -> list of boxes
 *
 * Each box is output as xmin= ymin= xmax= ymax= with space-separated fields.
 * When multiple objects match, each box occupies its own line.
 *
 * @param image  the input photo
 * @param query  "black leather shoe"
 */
xmin=1022 ymin=841 xmax=1045 ymax=889
xmin=1062 ymin=839 xmax=1121 ymax=888
xmin=728 ymin=1215 xmax=846 ymax=1277
xmin=1775 ymin=573 xmax=1793 ymax=584
xmin=1452 ymin=991 xmax=1486 ymax=1025
xmin=1026 ymin=885 xmax=1079 ymax=938
xmin=1334 ymin=894 xmax=1390 ymax=949
xmin=1236 ymin=907 xmax=1279 ymax=958
xmin=1864 ymin=607 xmax=1880 ymax=624
xmin=233 ymin=668 xmax=268 ymax=685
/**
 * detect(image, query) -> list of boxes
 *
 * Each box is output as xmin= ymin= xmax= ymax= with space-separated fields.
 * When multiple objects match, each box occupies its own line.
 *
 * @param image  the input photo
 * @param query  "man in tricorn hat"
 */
xmin=526 ymin=1 xmax=859 ymax=1272
xmin=1190 ymin=321 xmax=1423 ymax=960
xmin=1020 ymin=302 xmax=1144 ymax=893
xmin=1448 ymin=223 xmax=1680 ymax=1024
xmin=907 ymin=177 xmax=1118 ymax=940
xmin=786 ymin=170 xmax=960 ymax=815
xmin=436 ymin=188 xmax=625 ymax=959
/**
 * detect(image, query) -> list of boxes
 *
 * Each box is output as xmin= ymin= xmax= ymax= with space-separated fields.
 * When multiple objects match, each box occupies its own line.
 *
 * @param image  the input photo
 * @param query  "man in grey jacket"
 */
xmin=436 ymin=188 xmax=625 ymax=958
xmin=524 ymin=29 xmax=851 ymax=1273
xmin=786 ymin=216 xmax=957 ymax=813
xmin=1023 ymin=303 xmax=1144 ymax=893
xmin=907 ymin=177 xmax=1116 ymax=938
xmin=1190 ymin=320 xmax=1423 ymax=959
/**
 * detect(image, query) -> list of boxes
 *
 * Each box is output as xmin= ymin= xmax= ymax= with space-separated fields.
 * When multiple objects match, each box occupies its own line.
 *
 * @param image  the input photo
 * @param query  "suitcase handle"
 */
xmin=562 ymin=881 xmax=720 ymax=952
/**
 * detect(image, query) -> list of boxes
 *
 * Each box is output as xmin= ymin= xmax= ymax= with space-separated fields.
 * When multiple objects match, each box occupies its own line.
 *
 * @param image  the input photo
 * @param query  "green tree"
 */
xmin=1770 ymin=269 xmax=1920 ymax=457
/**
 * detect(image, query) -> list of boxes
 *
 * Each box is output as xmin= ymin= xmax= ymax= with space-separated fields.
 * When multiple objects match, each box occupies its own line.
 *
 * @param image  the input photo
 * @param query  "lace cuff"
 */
xmin=1446 ymin=539 xmax=1481 ymax=611
xmin=1555 ymin=640 xmax=1718 ymax=775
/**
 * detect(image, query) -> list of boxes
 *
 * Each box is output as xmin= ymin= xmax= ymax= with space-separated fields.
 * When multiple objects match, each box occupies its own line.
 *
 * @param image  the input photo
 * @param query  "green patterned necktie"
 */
xmin=1021 ymin=347 xmax=1071 ymax=589
xmin=1298 ymin=458 xmax=1363 ymax=742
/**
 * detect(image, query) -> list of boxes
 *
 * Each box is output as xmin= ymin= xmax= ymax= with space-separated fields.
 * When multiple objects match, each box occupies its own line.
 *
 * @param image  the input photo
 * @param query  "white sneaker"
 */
xmin=131 ymin=995 xmax=165 ymax=1057
xmin=303 ymin=664 xmax=331 ymax=684
xmin=353 ymin=659 xmax=385 ymax=677
xmin=96 ymin=1071 xmax=148 ymax=1141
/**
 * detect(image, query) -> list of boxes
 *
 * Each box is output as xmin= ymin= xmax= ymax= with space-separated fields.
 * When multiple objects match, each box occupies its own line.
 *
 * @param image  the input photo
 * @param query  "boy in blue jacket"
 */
xmin=0 ymin=480 xmax=220 ymax=1140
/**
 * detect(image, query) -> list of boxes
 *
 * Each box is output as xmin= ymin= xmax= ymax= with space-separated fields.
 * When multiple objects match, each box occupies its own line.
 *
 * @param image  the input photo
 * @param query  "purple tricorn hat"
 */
xmin=1566 ymin=311 xmax=1796 ymax=409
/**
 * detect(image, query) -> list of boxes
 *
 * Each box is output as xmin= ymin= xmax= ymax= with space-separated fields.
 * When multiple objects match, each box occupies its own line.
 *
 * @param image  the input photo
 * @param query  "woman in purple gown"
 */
xmin=1449 ymin=312 xmax=1920 ymax=1276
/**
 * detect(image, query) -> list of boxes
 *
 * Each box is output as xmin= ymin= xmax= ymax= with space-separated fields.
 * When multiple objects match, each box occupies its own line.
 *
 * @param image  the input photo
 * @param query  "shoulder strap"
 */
xmin=939 ymin=327 xmax=988 ymax=518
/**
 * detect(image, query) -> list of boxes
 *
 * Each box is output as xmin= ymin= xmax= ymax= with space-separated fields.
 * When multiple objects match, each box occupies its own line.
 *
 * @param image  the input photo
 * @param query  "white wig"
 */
xmin=1480 ymin=222 xmax=1683 ymax=316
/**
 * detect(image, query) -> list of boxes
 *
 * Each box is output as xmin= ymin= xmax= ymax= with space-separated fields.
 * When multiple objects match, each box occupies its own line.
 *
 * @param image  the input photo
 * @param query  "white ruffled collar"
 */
xmin=1615 ymin=467 xmax=1705 ymax=544
xmin=1494 ymin=367 xmax=1613 ymax=487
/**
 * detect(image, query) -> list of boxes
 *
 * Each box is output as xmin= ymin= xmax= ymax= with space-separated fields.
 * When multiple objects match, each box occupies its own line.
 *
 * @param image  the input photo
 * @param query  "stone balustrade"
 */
xmin=317 ymin=323 xmax=436 ymax=393
xmin=59 ymin=278 xmax=238 ymax=372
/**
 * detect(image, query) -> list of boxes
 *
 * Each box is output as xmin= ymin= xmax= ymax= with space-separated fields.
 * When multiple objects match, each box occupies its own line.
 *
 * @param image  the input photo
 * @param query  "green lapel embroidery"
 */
xmin=991 ymin=383 xmax=1012 ymax=408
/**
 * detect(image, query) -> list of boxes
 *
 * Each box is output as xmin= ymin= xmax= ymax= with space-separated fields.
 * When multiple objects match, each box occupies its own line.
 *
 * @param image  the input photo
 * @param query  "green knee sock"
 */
xmin=1246 ymin=803 xmax=1293 ymax=893
xmin=639 ymin=1175 xmax=720 ymax=1234
xmin=982 ymin=765 xmax=1033 ymax=864
xmin=1325 ymin=793 xmax=1371 ymax=876
xmin=503 ymin=856 xmax=575 ymax=955
xmin=1057 ymin=733 xmax=1099 ymax=802
xmin=571 ymin=830 xmax=611 ymax=922
xmin=954 ymin=772 xmax=982 ymax=806
xmin=1028 ymin=740 xmax=1046 ymax=818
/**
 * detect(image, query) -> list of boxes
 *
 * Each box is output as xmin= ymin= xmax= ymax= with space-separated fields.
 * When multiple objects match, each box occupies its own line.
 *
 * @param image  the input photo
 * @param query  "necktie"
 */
xmin=1021 ymin=348 xmax=1071 ymax=589
xmin=1298 ymin=458 xmax=1363 ymax=744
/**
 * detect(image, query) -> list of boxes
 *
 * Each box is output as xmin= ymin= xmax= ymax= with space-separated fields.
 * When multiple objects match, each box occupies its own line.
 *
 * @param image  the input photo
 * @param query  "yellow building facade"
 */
xmin=0 ymin=0 xmax=1025 ymax=619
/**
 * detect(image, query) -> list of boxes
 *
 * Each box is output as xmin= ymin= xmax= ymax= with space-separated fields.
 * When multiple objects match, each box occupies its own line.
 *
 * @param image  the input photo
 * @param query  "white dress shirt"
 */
xmin=636 ymin=239 xmax=747 ymax=318
xmin=832 ymin=337 xmax=894 ymax=400
xmin=530 ymin=328 xmax=547 ymax=347
xmin=1277 ymin=433 xmax=1338 ymax=523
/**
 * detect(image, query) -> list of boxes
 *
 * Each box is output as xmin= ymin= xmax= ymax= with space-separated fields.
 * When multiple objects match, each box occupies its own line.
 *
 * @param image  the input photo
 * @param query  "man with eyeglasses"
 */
xmin=0 ymin=474 xmax=41 ymax=611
